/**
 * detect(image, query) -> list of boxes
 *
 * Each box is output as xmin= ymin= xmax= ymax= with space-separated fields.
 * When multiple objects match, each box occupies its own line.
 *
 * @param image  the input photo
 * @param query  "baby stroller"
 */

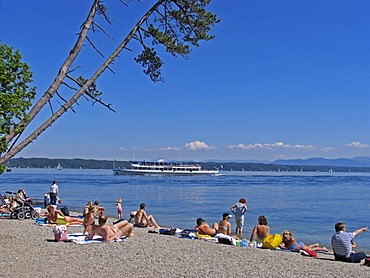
xmin=7 ymin=189 xmax=39 ymax=220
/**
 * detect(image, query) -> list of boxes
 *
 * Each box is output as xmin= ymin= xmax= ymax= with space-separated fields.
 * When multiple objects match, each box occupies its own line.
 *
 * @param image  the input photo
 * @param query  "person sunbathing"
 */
xmin=86 ymin=215 xmax=133 ymax=242
xmin=280 ymin=230 xmax=328 ymax=252
xmin=134 ymin=203 xmax=160 ymax=228
xmin=218 ymin=213 xmax=233 ymax=235
xmin=195 ymin=217 xmax=219 ymax=237
xmin=47 ymin=205 xmax=84 ymax=226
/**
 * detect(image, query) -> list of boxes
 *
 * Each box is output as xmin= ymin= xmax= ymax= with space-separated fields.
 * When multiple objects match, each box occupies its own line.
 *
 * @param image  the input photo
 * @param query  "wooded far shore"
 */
xmin=6 ymin=157 xmax=370 ymax=173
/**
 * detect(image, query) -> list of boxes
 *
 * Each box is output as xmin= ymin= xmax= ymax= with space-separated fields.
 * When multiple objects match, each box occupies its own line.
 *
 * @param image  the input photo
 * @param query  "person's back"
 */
xmin=234 ymin=202 xmax=246 ymax=217
xmin=255 ymin=225 xmax=269 ymax=240
xmin=250 ymin=215 xmax=270 ymax=242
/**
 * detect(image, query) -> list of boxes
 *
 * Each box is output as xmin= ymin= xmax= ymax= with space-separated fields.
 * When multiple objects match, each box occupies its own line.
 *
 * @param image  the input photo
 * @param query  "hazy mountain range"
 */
xmin=272 ymin=156 xmax=370 ymax=167
xmin=211 ymin=156 xmax=370 ymax=168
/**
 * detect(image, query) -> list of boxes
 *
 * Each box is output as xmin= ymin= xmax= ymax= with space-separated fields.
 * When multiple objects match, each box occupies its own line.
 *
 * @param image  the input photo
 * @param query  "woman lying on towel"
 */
xmin=195 ymin=218 xmax=219 ymax=237
xmin=47 ymin=205 xmax=84 ymax=226
xmin=279 ymin=230 xmax=328 ymax=252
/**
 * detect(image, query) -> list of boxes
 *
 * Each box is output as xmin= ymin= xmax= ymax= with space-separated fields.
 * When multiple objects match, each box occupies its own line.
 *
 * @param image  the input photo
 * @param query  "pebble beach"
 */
xmin=1 ymin=214 xmax=369 ymax=278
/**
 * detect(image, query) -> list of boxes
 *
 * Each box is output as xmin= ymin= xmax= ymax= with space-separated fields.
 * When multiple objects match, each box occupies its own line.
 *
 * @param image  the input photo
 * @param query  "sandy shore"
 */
xmin=0 ymin=215 xmax=369 ymax=278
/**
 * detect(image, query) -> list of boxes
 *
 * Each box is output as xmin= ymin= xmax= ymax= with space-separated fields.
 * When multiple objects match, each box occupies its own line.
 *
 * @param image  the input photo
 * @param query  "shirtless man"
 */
xmin=250 ymin=215 xmax=270 ymax=243
xmin=86 ymin=215 xmax=133 ymax=242
xmin=195 ymin=218 xmax=219 ymax=237
xmin=134 ymin=203 xmax=160 ymax=228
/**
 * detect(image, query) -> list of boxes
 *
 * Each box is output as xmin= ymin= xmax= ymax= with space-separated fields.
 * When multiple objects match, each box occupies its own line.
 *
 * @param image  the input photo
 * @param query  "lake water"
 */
xmin=1 ymin=168 xmax=369 ymax=250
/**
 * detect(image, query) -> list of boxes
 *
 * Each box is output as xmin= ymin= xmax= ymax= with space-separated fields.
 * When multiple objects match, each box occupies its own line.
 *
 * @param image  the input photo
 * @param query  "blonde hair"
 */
xmin=283 ymin=230 xmax=292 ymax=238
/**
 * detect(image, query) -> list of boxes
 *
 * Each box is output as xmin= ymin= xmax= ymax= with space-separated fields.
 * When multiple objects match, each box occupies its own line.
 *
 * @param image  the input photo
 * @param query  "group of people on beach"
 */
xmin=44 ymin=180 xmax=369 ymax=263
xmin=45 ymin=183 xmax=161 ymax=242
xmin=194 ymin=197 xmax=369 ymax=263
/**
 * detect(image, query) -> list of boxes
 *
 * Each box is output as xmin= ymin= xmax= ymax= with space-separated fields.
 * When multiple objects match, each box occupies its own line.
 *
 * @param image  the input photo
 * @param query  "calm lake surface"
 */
xmin=1 ymin=168 xmax=369 ymax=250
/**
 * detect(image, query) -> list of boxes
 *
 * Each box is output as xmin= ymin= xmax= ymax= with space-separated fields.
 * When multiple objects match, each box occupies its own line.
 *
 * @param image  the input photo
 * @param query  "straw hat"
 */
xmin=116 ymin=198 xmax=122 ymax=203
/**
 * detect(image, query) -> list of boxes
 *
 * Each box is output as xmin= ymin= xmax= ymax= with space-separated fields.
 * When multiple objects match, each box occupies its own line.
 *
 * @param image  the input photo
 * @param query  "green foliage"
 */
xmin=0 ymin=42 xmax=36 ymax=154
xmin=135 ymin=0 xmax=220 ymax=81
xmin=76 ymin=76 xmax=102 ymax=99
xmin=134 ymin=47 xmax=164 ymax=82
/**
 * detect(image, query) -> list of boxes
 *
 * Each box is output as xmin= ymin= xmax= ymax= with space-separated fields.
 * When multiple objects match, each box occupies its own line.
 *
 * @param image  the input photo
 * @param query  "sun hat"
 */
xmin=223 ymin=212 xmax=232 ymax=218
xmin=116 ymin=198 xmax=122 ymax=203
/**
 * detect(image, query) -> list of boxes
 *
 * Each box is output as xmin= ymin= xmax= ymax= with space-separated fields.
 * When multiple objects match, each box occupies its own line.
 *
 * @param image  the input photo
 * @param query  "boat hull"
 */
xmin=113 ymin=168 xmax=218 ymax=175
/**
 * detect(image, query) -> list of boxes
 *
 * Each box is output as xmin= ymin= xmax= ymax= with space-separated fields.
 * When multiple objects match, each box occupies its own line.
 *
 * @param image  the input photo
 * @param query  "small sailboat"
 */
xmin=56 ymin=163 xmax=62 ymax=170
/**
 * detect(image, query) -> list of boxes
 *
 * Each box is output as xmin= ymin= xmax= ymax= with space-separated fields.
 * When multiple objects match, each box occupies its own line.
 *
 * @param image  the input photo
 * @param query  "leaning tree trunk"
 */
xmin=0 ymin=0 xmax=165 ymax=166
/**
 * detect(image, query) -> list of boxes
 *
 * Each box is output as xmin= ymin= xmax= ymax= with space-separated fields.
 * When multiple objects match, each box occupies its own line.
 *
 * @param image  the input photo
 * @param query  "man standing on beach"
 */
xmin=49 ymin=180 xmax=59 ymax=205
xmin=331 ymin=222 xmax=369 ymax=263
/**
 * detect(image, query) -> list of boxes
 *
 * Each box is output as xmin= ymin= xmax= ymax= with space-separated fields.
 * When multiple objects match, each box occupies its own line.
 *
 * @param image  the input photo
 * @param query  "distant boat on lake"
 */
xmin=56 ymin=163 xmax=62 ymax=170
xmin=113 ymin=159 xmax=218 ymax=175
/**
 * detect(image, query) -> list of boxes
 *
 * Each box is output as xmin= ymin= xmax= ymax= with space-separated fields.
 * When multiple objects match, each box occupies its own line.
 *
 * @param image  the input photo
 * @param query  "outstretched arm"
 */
xmin=354 ymin=227 xmax=368 ymax=236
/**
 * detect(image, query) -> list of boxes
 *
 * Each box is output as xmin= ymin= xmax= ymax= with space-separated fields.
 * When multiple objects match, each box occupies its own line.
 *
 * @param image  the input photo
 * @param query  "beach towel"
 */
xmin=179 ymin=229 xmax=197 ymax=239
xmin=35 ymin=217 xmax=82 ymax=227
xmin=67 ymin=233 xmax=127 ymax=244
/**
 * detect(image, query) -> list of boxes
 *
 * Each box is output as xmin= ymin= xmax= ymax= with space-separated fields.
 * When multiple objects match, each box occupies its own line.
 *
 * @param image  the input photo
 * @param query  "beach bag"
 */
xmin=60 ymin=206 xmax=70 ymax=216
xmin=159 ymin=227 xmax=176 ymax=236
xmin=262 ymin=234 xmax=282 ymax=249
xmin=218 ymin=236 xmax=233 ymax=245
xmin=54 ymin=225 xmax=68 ymax=241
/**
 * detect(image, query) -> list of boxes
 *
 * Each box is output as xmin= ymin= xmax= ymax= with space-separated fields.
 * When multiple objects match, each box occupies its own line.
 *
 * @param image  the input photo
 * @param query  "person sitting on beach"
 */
xmin=195 ymin=218 xmax=219 ymax=237
xmin=250 ymin=215 xmax=270 ymax=243
xmin=82 ymin=212 xmax=95 ymax=235
xmin=331 ymin=222 xmax=369 ymax=263
xmin=85 ymin=215 xmax=133 ymax=242
xmin=83 ymin=201 xmax=93 ymax=216
xmin=47 ymin=205 xmax=84 ymax=226
xmin=134 ymin=203 xmax=160 ymax=228
xmin=218 ymin=213 xmax=233 ymax=235
xmin=280 ymin=230 xmax=328 ymax=252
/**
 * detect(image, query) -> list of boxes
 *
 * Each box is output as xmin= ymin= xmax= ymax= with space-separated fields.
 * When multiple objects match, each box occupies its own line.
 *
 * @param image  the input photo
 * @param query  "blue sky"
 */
xmin=1 ymin=0 xmax=370 ymax=162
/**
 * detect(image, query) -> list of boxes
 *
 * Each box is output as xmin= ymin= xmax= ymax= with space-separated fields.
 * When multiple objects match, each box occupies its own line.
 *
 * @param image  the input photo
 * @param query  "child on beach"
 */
xmin=116 ymin=198 xmax=123 ymax=219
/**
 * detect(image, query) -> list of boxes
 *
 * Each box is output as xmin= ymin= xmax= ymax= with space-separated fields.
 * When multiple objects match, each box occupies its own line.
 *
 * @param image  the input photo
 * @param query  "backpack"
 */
xmin=54 ymin=225 xmax=68 ymax=241
xmin=60 ymin=206 xmax=70 ymax=216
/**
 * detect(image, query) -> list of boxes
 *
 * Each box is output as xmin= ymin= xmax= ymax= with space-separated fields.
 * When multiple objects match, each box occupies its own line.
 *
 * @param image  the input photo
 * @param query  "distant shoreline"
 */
xmin=7 ymin=157 xmax=370 ymax=173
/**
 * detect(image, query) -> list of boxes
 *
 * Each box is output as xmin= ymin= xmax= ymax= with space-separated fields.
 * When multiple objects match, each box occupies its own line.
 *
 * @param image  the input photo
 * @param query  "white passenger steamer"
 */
xmin=113 ymin=159 xmax=218 ymax=175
